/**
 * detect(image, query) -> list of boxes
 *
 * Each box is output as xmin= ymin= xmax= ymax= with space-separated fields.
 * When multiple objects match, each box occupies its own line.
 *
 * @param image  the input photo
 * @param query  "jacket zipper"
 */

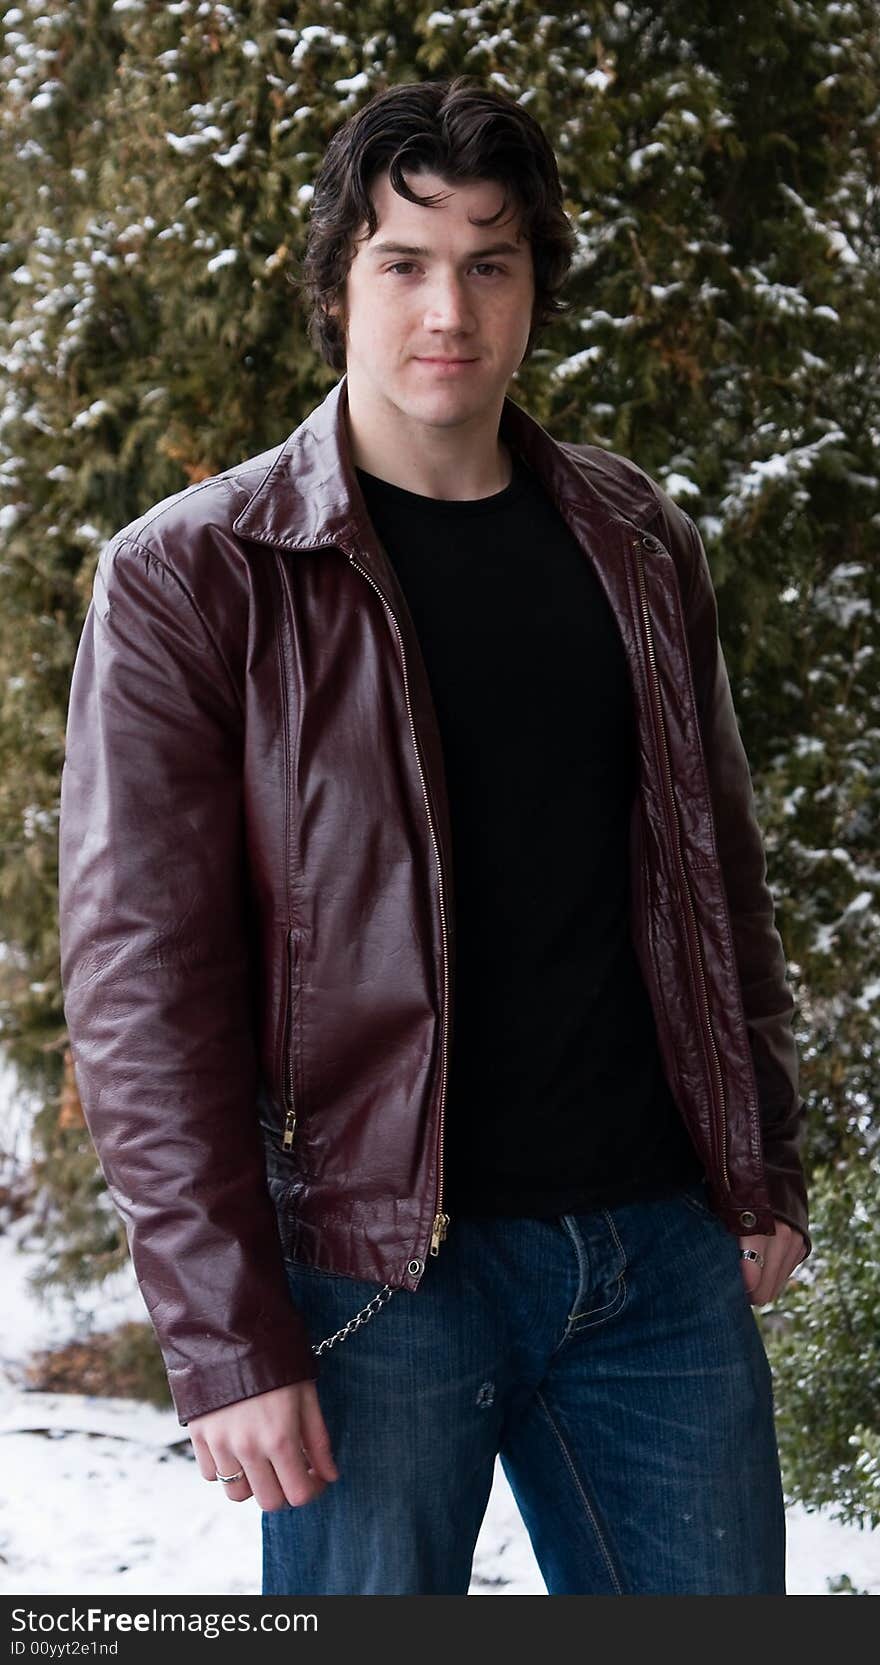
xmin=347 ymin=555 xmax=450 ymax=1264
xmin=631 ymin=536 xmax=730 ymax=1192
xmin=278 ymin=913 xmax=400 ymax=1358
xmin=281 ymin=928 xmax=297 ymax=1150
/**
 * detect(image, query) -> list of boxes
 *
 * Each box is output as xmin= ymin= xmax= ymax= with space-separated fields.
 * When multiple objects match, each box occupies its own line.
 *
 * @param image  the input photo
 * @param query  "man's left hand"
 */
xmin=738 ymin=1218 xmax=808 ymax=1305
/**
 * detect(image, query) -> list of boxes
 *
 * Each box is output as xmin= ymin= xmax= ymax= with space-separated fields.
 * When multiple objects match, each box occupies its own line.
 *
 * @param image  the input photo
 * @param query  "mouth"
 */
xmin=415 ymin=357 xmax=480 ymax=370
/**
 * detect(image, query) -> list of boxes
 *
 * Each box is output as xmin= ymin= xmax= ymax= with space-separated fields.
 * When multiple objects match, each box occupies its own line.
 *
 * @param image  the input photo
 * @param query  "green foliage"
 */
xmin=1 ymin=2 xmax=877 ymax=1497
xmin=27 ymin=1109 xmax=130 ymax=1294
xmin=764 ymin=1158 xmax=880 ymax=1531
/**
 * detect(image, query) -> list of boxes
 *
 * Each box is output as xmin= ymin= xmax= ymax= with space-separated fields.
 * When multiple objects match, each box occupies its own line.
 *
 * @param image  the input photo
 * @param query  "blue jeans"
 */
xmin=262 ymin=1177 xmax=786 ymax=1594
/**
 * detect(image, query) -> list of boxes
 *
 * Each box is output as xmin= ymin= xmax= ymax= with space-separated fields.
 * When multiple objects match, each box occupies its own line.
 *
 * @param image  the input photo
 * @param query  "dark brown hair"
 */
xmin=296 ymin=76 xmax=577 ymax=372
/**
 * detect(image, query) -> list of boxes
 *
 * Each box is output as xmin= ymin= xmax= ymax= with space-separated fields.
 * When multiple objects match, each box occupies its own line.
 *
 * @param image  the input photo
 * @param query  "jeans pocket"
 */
xmin=680 ymin=1180 xmax=721 ymax=1223
xmin=282 ymin=1253 xmax=390 ymax=1295
xmin=284 ymin=1257 xmax=348 ymax=1280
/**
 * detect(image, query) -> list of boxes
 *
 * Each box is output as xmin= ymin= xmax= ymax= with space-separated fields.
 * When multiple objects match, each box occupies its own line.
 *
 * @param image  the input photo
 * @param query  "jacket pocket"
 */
xmin=276 ymin=925 xmax=302 ymax=1154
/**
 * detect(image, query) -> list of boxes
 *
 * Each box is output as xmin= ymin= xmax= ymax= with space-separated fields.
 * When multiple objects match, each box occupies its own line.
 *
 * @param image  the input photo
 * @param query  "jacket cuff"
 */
xmin=169 ymin=1316 xmax=320 ymax=1426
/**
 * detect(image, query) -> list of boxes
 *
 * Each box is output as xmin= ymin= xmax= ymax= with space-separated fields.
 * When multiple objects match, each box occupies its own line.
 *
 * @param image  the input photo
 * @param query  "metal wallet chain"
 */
xmin=310 ymin=1283 xmax=397 ymax=1356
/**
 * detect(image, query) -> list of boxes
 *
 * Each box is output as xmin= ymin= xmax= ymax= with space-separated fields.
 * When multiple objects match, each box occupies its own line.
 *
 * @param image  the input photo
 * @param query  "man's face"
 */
xmin=328 ymin=167 xmax=536 ymax=430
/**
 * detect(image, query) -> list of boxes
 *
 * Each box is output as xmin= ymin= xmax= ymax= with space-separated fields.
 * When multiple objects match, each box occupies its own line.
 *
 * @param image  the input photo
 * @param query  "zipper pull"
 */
xmin=430 ymin=1211 xmax=450 ymax=1256
xmin=282 ymin=1108 xmax=296 ymax=1150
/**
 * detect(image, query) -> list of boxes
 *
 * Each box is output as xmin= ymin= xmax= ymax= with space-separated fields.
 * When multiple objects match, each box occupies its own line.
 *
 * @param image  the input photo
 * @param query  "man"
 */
xmin=58 ymin=77 xmax=810 ymax=1595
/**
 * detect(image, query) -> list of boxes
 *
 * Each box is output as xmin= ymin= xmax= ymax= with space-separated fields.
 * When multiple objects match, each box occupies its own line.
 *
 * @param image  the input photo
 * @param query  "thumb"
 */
xmin=298 ymin=1385 xmax=340 ymax=1482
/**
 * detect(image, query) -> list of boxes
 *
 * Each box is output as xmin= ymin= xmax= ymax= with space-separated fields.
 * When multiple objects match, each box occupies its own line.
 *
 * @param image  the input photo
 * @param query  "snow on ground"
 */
xmin=0 ymin=1055 xmax=876 ymax=1596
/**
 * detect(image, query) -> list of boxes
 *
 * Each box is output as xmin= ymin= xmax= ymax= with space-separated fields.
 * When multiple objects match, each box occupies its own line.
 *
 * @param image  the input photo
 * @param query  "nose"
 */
xmin=422 ymin=273 xmax=476 ymax=334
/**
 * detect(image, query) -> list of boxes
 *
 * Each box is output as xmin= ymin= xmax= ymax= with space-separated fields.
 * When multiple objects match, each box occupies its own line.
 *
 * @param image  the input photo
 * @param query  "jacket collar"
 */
xmin=232 ymin=374 xmax=660 ymax=553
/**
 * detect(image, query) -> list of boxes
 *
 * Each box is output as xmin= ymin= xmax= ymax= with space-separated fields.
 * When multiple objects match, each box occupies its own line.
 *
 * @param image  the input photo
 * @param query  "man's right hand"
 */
xmin=188 ymin=1381 xmax=340 ymax=1511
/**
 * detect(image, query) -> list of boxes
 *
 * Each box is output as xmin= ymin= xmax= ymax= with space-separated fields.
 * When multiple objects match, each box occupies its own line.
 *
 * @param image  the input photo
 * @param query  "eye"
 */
xmin=385 ymin=262 xmax=506 ymax=277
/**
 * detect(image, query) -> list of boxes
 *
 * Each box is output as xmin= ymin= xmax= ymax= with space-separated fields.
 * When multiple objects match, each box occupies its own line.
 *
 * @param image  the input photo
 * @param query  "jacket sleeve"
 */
xmin=677 ymin=508 xmax=811 ymax=1261
xmin=58 ymin=534 xmax=320 ymax=1423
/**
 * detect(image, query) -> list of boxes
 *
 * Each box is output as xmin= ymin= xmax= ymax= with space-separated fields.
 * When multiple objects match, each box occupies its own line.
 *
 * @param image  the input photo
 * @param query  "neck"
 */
xmin=342 ymin=374 xmax=513 ymax=501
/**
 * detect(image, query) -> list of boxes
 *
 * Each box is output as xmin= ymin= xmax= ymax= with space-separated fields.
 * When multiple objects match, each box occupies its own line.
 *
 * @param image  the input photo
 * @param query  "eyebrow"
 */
xmin=367 ymin=240 xmax=526 ymax=260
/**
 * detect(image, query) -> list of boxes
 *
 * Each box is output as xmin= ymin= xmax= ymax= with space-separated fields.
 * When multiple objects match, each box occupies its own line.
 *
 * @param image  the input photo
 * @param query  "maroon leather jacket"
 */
xmin=58 ymin=375 xmax=810 ymax=1425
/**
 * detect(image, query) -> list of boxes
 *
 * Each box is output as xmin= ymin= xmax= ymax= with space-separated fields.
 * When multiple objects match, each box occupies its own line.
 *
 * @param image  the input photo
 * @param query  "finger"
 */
xmin=190 ymin=1428 xmax=220 ymax=1483
xmin=299 ymin=1388 xmax=340 ymax=1483
xmin=742 ymin=1226 xmax=798 ymax=1305
xmin=209 ymin=1445 xmax=253 ymax=1503
xmin=272 ymin=1433 xmax=330 ymax=1509
xmin=738 ymin=1234 xmax=767 ymax=1301
xmin=771 ymin=1239 xmax=808 ymax=1301
xmin=740 ymin=1233 xmax=788 ymax=1305
xmin=760 ymin=1224 xmax=805 ymax=1301
xmin=237 ymin=1452 xmax=292 ymax=1514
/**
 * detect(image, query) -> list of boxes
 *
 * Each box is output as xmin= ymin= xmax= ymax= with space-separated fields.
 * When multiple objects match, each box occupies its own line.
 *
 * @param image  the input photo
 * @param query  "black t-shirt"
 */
xmin=355 ymin=448 xmax=704 ymax=1216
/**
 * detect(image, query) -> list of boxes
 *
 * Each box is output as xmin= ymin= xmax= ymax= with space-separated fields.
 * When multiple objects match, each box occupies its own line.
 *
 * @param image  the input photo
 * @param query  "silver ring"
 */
xmin=739 ymin=1248 xmax=765 ymax=1268
xmin=215 ymin=1468 xmax=246 ymax=1483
